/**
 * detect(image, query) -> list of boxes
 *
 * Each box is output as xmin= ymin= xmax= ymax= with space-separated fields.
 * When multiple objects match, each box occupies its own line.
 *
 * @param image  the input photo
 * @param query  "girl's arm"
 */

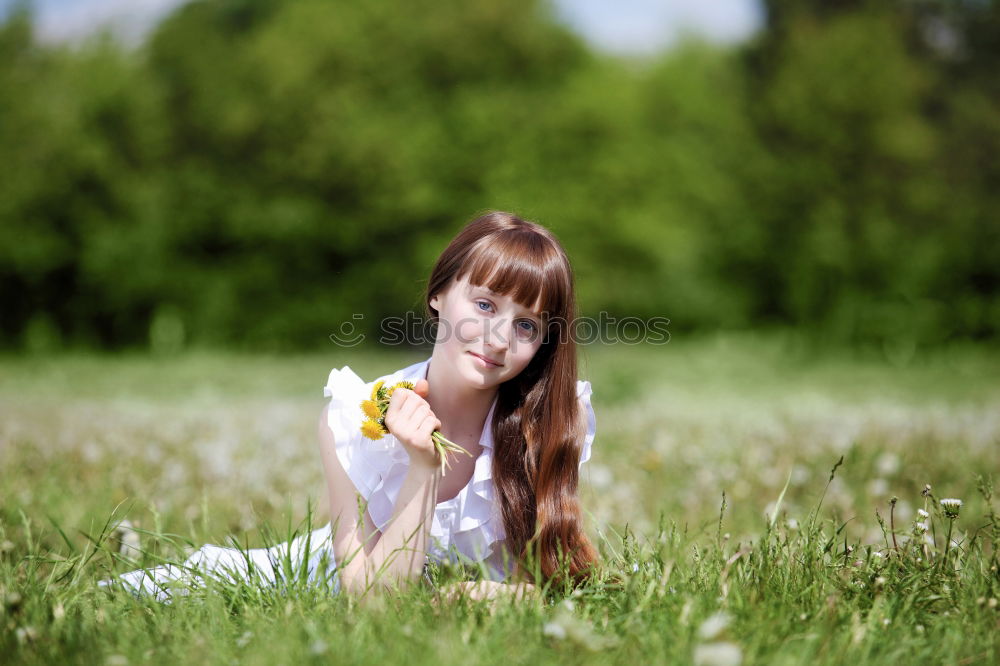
xmin=435 ymin=580 xmax=540 ymax=608
xmin=317 ymin=406 xmax=440 ymax=596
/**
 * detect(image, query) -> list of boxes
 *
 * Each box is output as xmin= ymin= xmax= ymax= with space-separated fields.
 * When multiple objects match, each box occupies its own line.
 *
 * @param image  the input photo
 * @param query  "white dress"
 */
xmin=101 ymin=356 xmax=597 ymax=600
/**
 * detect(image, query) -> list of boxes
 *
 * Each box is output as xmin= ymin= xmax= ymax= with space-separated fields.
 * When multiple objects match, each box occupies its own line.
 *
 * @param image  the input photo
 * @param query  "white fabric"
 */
xmin=325 ymin=356 xmax=596 ymax=582
xmin=101 ymin=356 xmax=596 ymax=598
xmin=98 ymin=524 xmax=340 ymax=602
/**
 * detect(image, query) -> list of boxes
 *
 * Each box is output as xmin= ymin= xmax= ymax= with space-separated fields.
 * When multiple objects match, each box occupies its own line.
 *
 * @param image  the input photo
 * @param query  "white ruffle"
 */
xmin=323 ymin=365 xmax=401 ymax=501
xmin=577 ymin=378 xmax=596 ymax=469
xmin=323 ymin=357 xmax=597 ymax=582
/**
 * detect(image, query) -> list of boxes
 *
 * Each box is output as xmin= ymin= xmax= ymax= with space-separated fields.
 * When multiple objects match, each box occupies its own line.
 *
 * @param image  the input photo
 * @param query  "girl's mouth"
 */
xmin=469 ymin=352 xmax=503 ymax=368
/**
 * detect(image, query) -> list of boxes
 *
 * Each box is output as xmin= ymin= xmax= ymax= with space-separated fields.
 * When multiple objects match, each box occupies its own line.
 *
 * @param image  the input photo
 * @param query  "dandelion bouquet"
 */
xmin=360 ymin=380 xmax=472 ymax=475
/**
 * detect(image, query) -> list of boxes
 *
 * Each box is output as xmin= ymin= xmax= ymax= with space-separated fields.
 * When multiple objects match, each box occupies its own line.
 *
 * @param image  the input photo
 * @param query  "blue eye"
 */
xmin=475 ymin=298 xmax=539 ymax=335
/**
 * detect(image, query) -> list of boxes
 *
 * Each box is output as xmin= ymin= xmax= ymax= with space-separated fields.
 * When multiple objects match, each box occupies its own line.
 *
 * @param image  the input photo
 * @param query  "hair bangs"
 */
xmin=457 ymin=231 xmax=570 ymax=327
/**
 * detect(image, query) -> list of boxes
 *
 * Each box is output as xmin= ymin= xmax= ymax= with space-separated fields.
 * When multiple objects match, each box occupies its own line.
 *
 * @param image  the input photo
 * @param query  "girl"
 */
xmin=101 ymin=211 xmax=600 ymax=604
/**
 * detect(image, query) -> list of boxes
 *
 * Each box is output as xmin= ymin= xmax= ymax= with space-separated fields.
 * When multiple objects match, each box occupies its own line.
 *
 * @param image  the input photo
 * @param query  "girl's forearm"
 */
xmin=438 ymin=580 xmax=540 ymax=604
xmin=361 ymin=463 xmax=440 ymax=593
xmin=481 ymin=580 xmax=539 ymax=601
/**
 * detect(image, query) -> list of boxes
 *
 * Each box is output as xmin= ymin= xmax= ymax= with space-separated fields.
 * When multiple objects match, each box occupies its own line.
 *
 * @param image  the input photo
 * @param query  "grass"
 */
xmin=1 ymin=331 xmax=999 ymax=664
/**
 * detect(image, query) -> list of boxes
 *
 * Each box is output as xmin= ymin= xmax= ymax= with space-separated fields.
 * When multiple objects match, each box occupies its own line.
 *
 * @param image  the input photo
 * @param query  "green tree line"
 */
xmin=1 ymin=0 xmax=997 ymax=351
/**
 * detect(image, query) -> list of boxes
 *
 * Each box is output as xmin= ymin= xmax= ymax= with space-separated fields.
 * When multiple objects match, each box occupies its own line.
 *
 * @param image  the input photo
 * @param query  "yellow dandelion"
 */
xmin=386 ymin=380 xmax=414 ymax=397
xmin=361 ymin=419 xmax=388 ymax=441
xmin=357 ymin=377 xmax=472 ymax=475
xmin=360 ymin=399 xmax=381 ymax=420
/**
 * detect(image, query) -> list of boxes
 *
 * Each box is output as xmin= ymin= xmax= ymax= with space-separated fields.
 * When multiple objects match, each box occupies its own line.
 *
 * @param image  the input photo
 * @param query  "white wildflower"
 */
xmin=914 ymin=522 xmax=928 ymax=534
xmin=694 ymin=641 xmax=743 ymax=666
xmin=543 ymin=622 xmax=567 ymax=640
xmin=679 ymin=599 xmax=694 ymax=625
xmin=917 ymin=509 xmax=929 ymax=519
xmin=111 ymin=520 xmax=142 ymax=559
xmin=542 ymin=600 xmax=617 ymax=651
xmin=867 ymin=478 xmax=889 ymax=496
xmin=15 ymin=626 xmax=38 ymax=645
xmin=588 ymin=464 xmax=613 ymax=489
xmin=940 ymin=498 xmax=962 ymax=519
xmin=698 ymin=612 xmax=732 ymax=641
xmin=876 ymin=452 xmax=900 ymax=476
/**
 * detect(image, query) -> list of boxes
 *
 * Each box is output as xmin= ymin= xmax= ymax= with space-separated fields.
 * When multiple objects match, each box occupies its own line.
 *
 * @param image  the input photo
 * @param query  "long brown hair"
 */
xmin=424 ymin=211 xmax=600 ymax=590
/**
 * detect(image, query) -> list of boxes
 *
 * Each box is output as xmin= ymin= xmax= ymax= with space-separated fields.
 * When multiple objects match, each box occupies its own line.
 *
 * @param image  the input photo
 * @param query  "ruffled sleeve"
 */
xmin=323 ymin=364 xmax=418 ymax=533
xmin=577 ymin=379 xmax=596 ymax=468
xmin=323 ymin=366 xmax=405 ymax=505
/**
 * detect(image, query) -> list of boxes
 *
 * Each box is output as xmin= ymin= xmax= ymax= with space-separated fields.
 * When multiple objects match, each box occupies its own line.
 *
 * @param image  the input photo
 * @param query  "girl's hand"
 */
xmin=432 ymin=581 xmax=541 ymax=613
xmin=384 ymin=378 xmax=442 ymax=471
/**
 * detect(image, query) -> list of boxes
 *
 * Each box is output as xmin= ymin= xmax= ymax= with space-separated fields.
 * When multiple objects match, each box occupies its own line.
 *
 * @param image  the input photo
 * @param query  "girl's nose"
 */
xmin=483 ymin=317 xmax=511 ymax=352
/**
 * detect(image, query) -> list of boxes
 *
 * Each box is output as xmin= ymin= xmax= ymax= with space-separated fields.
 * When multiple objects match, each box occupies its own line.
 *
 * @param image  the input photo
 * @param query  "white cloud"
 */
xmin=550 ymin=0 xmax=764 ymax=55
xmin=3 ymin=0 xmax=764 ymax=53
xmin=3 ymin=0 xmax=188 ymax=45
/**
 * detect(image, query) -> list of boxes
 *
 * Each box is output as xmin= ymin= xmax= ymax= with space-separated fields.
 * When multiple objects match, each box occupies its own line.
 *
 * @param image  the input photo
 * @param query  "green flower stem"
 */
xmin=431 ymin=432 xmax=473 ymax=475
xmin=941 ymin=517 xmax=955 ymax=573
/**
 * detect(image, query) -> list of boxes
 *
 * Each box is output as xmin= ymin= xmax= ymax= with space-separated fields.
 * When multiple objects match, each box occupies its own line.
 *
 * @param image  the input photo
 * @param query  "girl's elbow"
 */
xmin=336 ymin=566 xmax=378 ymax=598
xmin=316 ymin=405 xmax=333 ymax=443
xmin=336 ymin=560 xmax=416 ymax=599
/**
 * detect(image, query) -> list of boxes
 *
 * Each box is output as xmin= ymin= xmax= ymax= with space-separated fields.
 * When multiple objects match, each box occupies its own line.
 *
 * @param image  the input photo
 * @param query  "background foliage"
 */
xmin=1 ymin=0 xmax=998 ymax=351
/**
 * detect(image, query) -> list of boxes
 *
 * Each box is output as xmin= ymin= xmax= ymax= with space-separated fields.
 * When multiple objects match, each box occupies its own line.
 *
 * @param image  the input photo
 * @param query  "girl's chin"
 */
xmin=458 ymin=356 xmax=504 ymax=385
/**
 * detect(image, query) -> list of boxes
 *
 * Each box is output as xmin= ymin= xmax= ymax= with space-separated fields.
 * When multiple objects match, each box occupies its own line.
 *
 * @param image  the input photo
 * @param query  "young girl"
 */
xmin=102 ymin=211 xmax=600 ymax=603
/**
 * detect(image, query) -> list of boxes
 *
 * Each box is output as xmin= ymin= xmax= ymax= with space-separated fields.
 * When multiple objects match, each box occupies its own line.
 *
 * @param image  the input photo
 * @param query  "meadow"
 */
xmin=1 ymin=332 xmax=998 ymax=664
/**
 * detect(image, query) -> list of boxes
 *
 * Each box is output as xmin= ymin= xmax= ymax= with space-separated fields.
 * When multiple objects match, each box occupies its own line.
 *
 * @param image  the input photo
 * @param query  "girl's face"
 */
xmin=429 ymin=275 xmax=545 ymax=390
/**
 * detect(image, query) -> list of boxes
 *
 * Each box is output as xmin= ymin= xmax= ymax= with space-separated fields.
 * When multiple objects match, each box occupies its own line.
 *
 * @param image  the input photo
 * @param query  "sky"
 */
xmin=1 ymin=0 xmax=765 ymax=55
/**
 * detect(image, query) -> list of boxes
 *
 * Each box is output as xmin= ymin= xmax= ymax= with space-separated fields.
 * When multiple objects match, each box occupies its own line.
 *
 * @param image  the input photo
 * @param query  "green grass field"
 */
xmin=2 ymin=332 xmax=998 ymax=664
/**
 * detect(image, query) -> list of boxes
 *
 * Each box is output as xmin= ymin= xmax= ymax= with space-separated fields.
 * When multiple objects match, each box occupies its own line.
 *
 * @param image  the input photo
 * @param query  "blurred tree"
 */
xmin=0 ymin=8 xmax=169 ymax=347
xmin=741 ymin=0 xmax=999 ymax=347
xmin=0 ymin=0 xmax=996 ymax=350
xmin=899 ymin=0 xmax=1000 ymax=339
xmin=140 ymin=0 xmax=591 ymax=348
